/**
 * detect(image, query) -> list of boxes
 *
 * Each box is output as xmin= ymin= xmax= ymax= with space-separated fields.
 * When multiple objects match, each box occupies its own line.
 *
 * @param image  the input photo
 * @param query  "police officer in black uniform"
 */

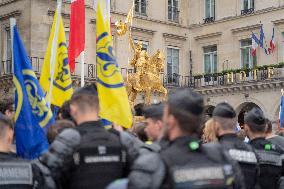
xmin=58 ymin=84 xmax=142 ymax=189
xmin=0 ymin=114 xmax=82 ymax=189
xmin=212 ymin=102 xmax=259 ymax=189
xmin=127 ymin=88 xmax=246 ymax=189
xmin=0 ymin=115 xmax=43 ymax=189
xmin=244 ymin=107 xmax=284 ymax=189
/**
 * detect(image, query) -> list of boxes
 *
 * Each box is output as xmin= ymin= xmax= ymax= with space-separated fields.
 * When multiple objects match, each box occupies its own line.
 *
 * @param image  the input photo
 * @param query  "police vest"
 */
xmin=162 ymin=144 xmax=235 ymax=189
xmin=0 ymin=161 xmax=33 ymax=189
xmin=69 ymin=128 xmax=127 ymax=189
xmin=227 ymin=148 xmax=258 ymax=189
xmin=254 ymin=149 xmax=282 ymax=189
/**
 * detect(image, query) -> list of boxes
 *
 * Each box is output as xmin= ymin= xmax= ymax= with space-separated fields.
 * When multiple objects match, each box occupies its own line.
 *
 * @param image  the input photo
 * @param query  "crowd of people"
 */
xmin=1 ymin=85 xmax=284 ymax=189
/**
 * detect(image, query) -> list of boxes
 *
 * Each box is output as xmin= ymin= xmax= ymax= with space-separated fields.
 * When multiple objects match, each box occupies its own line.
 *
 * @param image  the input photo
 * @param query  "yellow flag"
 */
xmin=40 ymin=11 xmax=73 ymax=107
xmin=96 ymin=0 xmax=133 ymax=128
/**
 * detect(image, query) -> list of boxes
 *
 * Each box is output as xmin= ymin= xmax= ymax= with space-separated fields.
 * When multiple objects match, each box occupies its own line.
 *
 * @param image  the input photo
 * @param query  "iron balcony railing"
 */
xmin=1 ymin=57 xmax=284 ymax=88
xmin=204 ymin=17 xmax=215 ymax=24
xmin=241 ymin=8 xmax=254 ymax=15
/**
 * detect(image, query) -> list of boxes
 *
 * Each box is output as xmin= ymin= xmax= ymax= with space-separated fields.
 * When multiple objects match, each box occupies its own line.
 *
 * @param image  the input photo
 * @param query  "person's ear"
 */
xmin=168 ymin=114 xmax=177 ymax=130
xmin=70 ymin=104 xmax=78 ymax=120
xmin=213 ymin=121 xmax=220 ymax=136
xmin=156 ymin=120 xmax=163 ymax=131
xmin=7 ymin=129 xmax=14 ymax=145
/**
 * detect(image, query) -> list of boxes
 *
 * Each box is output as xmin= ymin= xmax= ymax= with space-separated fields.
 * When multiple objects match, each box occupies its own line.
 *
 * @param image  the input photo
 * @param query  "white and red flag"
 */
xmin=251 ymin=32 xmax=259 ymax=57
xmin=68 ymin=0 xmax=85 ymax=73
xmin=268 ymin=27 xmax=276 ymax=54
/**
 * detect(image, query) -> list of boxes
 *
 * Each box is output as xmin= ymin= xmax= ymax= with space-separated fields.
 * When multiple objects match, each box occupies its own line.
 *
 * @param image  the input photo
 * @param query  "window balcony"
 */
xmin=241 ymin=8 xmax=254 ymax=15
xmin=204 ymin=17 xmax=215 ymax=24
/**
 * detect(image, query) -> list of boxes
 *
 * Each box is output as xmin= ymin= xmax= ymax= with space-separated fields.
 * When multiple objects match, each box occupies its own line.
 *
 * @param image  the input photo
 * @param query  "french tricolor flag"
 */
xmin=269 ymin=27 xmax=276 ymax=54
xmin=251 ymin=33 xmax=259 ymax=57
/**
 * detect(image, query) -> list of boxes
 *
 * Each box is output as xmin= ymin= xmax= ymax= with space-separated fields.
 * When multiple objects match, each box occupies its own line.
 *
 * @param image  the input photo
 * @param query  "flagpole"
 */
xmin=48 ymin=0 xmax=62 ymax=107
xmin=10 ymin=18 xmax=16 ymax=73
xmin=80 ymin=51 xmax=85 ymax=87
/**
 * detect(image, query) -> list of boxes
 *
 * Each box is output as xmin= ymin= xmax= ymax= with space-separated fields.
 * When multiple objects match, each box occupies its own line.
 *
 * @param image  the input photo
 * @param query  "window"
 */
xmin=4 ymin=28 xmax=12 ymax=73
xmin=167 ymin=47 xmax=179 ymax=80
xmin=204 ymin=0 xmax=215 ymax=22
xmin=134 ymin=40 xmax=149 ymax=52
xmin=5 ymin=29 xmax=11 ymax=61
xmin=168 ymin=0 xmax=179 ymax=22
xmin=240 ymin=39 xmax=257 ymax=68
xmin=135 ymin=0 xmax=147 ymax=16
xmin=241 ymin=0 xmax=254 ymax=15
xmin=65 ymin=28 xmax=70 ymax=47
xmin=282 ymin=32 xmax=284 ymax=62
xmin=203 ymin=46 xmax=217 ymax=74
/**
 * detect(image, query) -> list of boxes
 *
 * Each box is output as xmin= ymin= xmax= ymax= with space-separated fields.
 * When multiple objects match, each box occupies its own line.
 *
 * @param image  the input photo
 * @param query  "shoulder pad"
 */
xmin=132 ymin=152 xmax=163 ymax=172
xmin=0 ymin=162 xmax=33 ymax=185
xmin=120 ymin=131 xmax=143 ymax=149
xmin=119 ymin=131 xmax=143 ymax=162
xmin=202 ymin=142 xmax=225 ymax=163
xmin=140 ymin=143 xmax=161 ymax=153
xmin=129 ymin=152 xmax=166 ymax=189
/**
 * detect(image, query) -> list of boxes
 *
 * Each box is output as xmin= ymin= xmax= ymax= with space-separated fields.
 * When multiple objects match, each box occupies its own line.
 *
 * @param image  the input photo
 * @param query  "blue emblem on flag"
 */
xmin=13 ymin=25 xmax=54 ymax=159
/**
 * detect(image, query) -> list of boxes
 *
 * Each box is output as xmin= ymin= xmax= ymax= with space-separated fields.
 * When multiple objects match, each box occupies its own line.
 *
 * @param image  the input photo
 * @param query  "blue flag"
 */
xmin=279 ymin=96 xmax=284 ymax=128
xmin=259 ymin=25 xmax=265 ymax=48
xmin=13 ymin=25 xmax=54 ymax=159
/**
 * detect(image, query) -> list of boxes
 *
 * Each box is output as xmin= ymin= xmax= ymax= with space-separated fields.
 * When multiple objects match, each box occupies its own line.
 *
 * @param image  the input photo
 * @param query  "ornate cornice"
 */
xmin=190 ymin=6 xmax=284 ymax=29
xmin=272 ymin=19 xmax=284 ymax=26
xmin=194 ymin=32 xmax=222 ymax=40
xmin=0 ymin=10 xmax=21 ymax=21
xmin=132 ymin=27 xmax=156 ymax=35
xmin=195 ymin=79 xmax=284 ymax=96
xmin=231 ymin=24 xmax=261 ymax=33
xmin=0 ymin=0 xmax=18 ymax=6
xmin=47 ymin=10 xmax=70 ymax=19
xmin=163 ymin=33 xmax=187 ymax=40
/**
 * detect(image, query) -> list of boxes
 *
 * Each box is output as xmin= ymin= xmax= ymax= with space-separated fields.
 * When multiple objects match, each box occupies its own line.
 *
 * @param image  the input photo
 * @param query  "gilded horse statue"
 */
xmin=125 ymin=49 xmax=168 ymax=106
xmin=116 ymin=7 xmax=167 ymax=106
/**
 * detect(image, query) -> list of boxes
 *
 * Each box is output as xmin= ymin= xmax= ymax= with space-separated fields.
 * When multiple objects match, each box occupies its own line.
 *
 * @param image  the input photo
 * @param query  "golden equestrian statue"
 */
xmin=116 ymin=7 xmax=168 ymax=106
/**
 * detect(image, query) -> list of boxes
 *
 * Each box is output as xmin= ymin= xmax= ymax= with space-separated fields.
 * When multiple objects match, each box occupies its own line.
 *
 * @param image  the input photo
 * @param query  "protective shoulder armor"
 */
xmin=119 ymin=131 xmax=143 ymax=161
xmin=128 ymin=152 xmax=166 ymax=189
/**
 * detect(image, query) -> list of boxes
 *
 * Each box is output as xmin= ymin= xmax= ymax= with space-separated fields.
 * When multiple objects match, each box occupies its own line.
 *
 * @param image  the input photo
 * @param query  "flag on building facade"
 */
xmin=68 ymin=0 xmax=85 ymax=73
xmin=251 ymin=32 xmax=259 ymax=57
xmin=259 ymin=25 xmax=265 ymax=48
xmin=12 ymin=25 xmax=53 ymax=159
xmin=40 ymin=10 xmax=73 ymax=107
xmin=259 ymin=25 xmax=270 ymax=55
xmin=279 ymin=94 xmax=284 ymax=128
xmin=96 ymin=0 xmax=133 ymax=128
xmin=268 ymin=27 xmax=276 ymax=54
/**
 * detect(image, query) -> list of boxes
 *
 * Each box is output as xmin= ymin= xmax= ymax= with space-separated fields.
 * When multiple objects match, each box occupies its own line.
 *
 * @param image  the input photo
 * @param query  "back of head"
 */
xmin=0 ymin=99 xmax=14 ymax=117
xmin=0 ymin=116 xmax=13 ymax=147
xmin=202 ymin=119 xmax=217 ymax=143
xmin=47 ymin=120 xmax=76 ymax=144
xmin=58 ymin=100 xmax=73 ymax=121
xmin=143 ymin=103 xmax=164 ymax=121
xmin=70 ymin=84 xmax=99 ymax=113
xmin=132 ymin=122 xmax=148 ymax=142
xmin=265 ymin=118 xmax=272 ymax=134
xmin=244 ymin=108 xmax=266 ymax=133
xmin=167 ymin=88 xmax=204 ymax=134
xmin=212 ymin=102 xmax=237 ymax=131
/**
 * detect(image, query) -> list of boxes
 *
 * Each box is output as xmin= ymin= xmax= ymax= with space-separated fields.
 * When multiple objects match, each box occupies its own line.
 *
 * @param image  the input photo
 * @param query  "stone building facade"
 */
xmin=1 ymin=0 xmax=284 ymax=124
